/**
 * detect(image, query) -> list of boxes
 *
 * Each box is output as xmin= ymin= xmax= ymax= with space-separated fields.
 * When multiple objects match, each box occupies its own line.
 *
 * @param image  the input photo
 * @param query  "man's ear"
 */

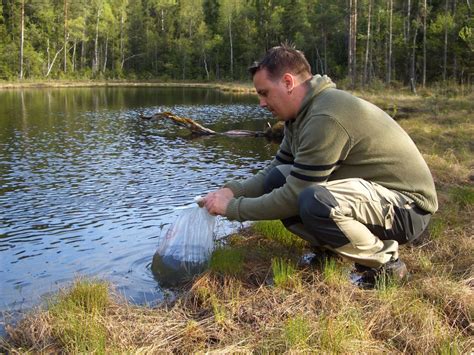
xmin=282 ymin=73 xmax=295 ymax=92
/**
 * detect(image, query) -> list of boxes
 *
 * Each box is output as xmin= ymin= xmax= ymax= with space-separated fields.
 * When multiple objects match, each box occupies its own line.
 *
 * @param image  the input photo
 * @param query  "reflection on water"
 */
xmin=0 ymin=87 xmax=277 ymax=320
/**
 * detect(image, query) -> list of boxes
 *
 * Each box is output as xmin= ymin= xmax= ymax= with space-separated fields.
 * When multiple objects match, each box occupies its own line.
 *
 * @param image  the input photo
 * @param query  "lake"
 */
xmin=0 ymin=86 xmax=277 ymax=325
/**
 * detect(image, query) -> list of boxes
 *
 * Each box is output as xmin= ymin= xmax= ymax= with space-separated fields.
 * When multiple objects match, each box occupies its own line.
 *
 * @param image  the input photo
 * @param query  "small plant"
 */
xmin=210 ymin=294 xmax=227 ymax=324
xmin=449 ymin=186 xmax=474 ymax=208
xmin=271 ymin=257 xmax=300 ymax=289
xmin=322 ymin=258 xmax=347 ymax=285
xmin=375 ymin=272 xmax=400 ymax=297
xmin=48 ymin=279 xmax=109 ymax=353
xmin=283 ymin=315 xmax=311 ymax=349
xmin=429 ymin=217 xmax=446 ymax=239
xmin=318 ymin=309 xmax=366 ymax=352
xmin=253 ymin=220 xmax=307 ymax=249
xmin=418 ymin=254 xmax=433 ymax=272
xmin=210 ymin=247 xmax=244 ymax=276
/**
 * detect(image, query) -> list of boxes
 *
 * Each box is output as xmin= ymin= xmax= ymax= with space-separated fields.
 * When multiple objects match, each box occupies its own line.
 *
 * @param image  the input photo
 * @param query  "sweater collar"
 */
xmin=296 ymin=75 xmax=336 ymax=121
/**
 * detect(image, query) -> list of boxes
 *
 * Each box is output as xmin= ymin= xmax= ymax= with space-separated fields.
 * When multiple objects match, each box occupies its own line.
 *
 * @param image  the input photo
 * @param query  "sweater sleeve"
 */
xmin=223 ymin=127 xmax=294 ymax=198
xmin=225 ymin=116 xmax=351 ymax=221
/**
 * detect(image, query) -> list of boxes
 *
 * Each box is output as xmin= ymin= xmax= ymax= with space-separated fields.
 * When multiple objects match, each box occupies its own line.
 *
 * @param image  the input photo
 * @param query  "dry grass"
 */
xmin=1 ymin=90 xmax=473 ymax=353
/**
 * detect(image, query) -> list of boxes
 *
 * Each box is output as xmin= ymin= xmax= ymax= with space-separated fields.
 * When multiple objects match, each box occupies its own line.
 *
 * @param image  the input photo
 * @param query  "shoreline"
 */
xmin=0 ymin=80 xmax=256 ymax=93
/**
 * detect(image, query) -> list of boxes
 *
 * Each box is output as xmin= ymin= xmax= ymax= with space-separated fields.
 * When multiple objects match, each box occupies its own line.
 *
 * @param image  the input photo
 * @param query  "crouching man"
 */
xmin=202 ymin=44 xmax=437 ymax=286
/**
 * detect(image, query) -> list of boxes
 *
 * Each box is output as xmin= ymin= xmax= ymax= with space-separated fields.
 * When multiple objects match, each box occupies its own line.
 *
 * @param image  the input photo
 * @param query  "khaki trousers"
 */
xmin=268 ymin=165 xmax=431 ymax=268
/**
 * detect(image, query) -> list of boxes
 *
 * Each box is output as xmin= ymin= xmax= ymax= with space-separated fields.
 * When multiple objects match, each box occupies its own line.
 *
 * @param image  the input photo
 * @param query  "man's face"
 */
xmin=253 ymin=69 xmax=293 ymax=121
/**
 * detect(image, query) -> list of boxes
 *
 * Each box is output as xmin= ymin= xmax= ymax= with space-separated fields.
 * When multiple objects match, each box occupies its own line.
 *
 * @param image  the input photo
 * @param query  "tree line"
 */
xmin=1 ymin=0 xmax=472 ymax=88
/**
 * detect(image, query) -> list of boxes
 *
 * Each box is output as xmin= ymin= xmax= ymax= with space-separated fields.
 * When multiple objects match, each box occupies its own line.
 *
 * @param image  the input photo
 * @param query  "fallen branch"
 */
xmin=139 ymin=111 xmax=283 ymax=138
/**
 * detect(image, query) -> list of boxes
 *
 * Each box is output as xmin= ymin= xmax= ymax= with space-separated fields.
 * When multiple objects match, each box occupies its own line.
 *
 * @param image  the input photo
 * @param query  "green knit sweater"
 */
xmin=224 ymin=75 xmax=438 ymax=221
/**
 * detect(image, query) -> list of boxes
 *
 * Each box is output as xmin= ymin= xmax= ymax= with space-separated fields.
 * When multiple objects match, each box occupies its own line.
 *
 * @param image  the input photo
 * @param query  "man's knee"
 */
xmin=297 ymin=186 xmax=349 ymax=248
xmin=263 ymin=167 xmax=287 ymax=193
xmin=298 ymin=185 xmax=339 ymax=220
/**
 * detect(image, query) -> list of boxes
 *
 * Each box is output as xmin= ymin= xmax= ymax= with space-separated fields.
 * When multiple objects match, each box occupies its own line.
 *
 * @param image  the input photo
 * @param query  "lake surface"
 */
xmin=0 ymin=87 xmax=276 ymax=326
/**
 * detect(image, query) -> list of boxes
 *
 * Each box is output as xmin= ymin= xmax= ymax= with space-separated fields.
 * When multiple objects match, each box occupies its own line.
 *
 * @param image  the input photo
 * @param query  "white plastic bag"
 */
xmin=152 ymin=205 xmax=216 ymax=285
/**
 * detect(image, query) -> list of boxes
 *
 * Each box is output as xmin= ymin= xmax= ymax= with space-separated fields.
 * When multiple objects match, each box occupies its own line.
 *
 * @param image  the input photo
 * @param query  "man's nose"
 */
xmin=259 ymin=97 xmax=267 ymax=107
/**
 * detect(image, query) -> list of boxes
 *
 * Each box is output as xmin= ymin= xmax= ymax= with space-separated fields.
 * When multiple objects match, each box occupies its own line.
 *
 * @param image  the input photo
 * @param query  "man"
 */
xmin=202 ymin=44 xmax=437 ymax=285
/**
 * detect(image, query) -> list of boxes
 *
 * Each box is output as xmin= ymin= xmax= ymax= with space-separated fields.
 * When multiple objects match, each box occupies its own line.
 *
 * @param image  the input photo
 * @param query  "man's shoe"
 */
xmin=298 ymin=248 xmax=338 ymax=269
xmin=351 ymin=259 xmax=409 ymax=288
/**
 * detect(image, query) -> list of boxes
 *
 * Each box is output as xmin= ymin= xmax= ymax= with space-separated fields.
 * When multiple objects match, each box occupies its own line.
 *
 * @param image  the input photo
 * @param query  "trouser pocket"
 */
xmin=382 ymin=203 xmax=431 ymax=244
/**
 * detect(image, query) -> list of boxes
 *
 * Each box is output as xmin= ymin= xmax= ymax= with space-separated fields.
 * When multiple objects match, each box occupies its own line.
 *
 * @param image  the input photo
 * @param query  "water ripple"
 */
xmin=0 ymin=88 xmax=277 ymax=315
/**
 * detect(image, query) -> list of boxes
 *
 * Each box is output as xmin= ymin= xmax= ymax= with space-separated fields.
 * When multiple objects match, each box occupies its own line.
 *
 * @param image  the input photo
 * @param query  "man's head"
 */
xmin=249 ymin=44 xmax=312 ymax=81
xmin=249 ymin=44 xmax=313 ymax=121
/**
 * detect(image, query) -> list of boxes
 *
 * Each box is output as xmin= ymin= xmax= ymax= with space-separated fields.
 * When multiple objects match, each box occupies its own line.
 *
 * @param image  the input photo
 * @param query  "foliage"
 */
xmin=47 ymin=279 xmax=109 ymax=353
xmin=0 ymin=0 xmax=472 ymax=86
xmin=253 ymin=220 xmax=307 ymax=249
xmin=283 ymin=315 xmax=312 ymax=349
xmin=210 ymin=247 xmax=244 ymax=276
xmin=271 ymin=257 xmax=300 ymax=289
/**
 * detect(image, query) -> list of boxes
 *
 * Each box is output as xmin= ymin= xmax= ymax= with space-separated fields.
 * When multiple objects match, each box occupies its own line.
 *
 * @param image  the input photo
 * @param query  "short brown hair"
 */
xmin=248 ymin=44 xmax=312 ymax=80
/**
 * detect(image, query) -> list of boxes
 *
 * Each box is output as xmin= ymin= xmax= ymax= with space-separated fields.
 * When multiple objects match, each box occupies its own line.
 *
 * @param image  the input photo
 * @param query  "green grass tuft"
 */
xmin=375 ymin=272 xmax=400 ymax=296
xmin=318 ymin=308 xmax=366 ymax=352
xmin=48 ymin=279 xmax=109 ymax=353
xmin=271 ymin=257 xmax=300 ymax=289
xmin=428 ymin=217 xmax=446 ymax=239
xmin=449 ymin=186 xmax=474 ymax=207
xmin=283 ymin=315 xmax=312 ymax=349
xmin=253 ymin=220 xmax=307 ymax=249
xmin=210 ymin=247 xmax=244 ymax=276
xmin=322 ymin=258 xmax=347 ymax=285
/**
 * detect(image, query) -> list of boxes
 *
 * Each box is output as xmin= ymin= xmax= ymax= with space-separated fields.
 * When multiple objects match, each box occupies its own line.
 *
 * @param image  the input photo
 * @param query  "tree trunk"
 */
xmin=19 ymin=0 xmax=25 ymax=79
xmin=423 ymin=0 xmax=427 ymax=87
xmin=161 ymin=8 xmax=164 ymax=31
xmin=80 ymin=13 xmax=87 ymax=70
xmin=103 ymin=34 xmax=108 ymax=72
xmin=229 ymin=14 xmax=233 ymax=80
xmin=47 ymin=39 xmax=50 ymax=74
xmin=364 ymin=0 xmax=372 ymax=86
xmin=387 ymin=0 xmax=393 ymax=84
xmin=120 ymin=12 xmax=124 ymax=71
xmin=443 ymin=0 xmax=449 ymax=81
xmin=72 ymin=40 xmax=76 ymax=72
xmin=46 ymin=46 xmax=64 ymax=77
xmin=411 ymin=25 xmax=418 ymax=84
xmin=203 ymin=52 xmax=209 ymax=80
xmin=348 ymin=0 xmax=357 ymax=87
xmin=323 ymin=30 xmax=327 ymax=73
xmin=63 ymin=0 xmax=68 ymax=73
xmin=406 ymin=0 xmax=411 ymax=81
xmin=93 ymin=6 xmax=101 ymax=73
xmin=452 ymin=0 xmax=457 ymax=81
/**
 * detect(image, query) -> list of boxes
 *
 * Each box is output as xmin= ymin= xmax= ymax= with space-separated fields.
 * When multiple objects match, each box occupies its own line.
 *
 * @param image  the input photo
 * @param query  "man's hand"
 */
xmin=202 ymin=188 xmax=234 ymax=216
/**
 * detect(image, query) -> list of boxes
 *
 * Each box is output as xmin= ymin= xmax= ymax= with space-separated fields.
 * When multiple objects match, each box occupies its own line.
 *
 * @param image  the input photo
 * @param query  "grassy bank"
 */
xmin=0 ymin=79 xmax=256 ymax=93
xmin=1 ymin=92 xmax=473 ymax=353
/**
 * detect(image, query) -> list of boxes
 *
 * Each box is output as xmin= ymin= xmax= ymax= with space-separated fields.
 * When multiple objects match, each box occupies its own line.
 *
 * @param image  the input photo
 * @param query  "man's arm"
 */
xmin=202 ymin=127 xmax=293 ymax=215
xmin=225 ymin=116 xmax=351 ymax=221
xmin=223 ymin=128 xmax=293 ymax=198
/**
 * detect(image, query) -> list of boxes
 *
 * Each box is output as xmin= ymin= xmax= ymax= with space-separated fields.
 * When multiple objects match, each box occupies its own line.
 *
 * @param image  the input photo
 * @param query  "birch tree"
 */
xmin=364 ymin=0 xmax=372 ymax=85
xmin=19 ymin=0 xmax=25 ymax=79
xmin=386 ymin=0 xmax=393 ymax=84
xmin=348 ymin=0 xmax=357 ymax=87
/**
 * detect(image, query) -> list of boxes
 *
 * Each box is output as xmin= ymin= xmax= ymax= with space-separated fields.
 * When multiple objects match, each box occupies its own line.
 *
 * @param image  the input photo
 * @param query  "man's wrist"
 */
xmin=223 ymin=181 xmax=245 ymax=197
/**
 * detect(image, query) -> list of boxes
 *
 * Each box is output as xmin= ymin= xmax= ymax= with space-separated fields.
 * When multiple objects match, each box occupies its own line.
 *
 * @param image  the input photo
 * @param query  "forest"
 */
xmin=0 ymin=0 xmax=472 ymax=88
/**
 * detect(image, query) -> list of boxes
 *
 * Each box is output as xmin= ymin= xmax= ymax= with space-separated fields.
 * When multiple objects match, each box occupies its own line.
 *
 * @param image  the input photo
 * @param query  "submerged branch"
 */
xmin=139 ymin=111 xmax=284 ymax=139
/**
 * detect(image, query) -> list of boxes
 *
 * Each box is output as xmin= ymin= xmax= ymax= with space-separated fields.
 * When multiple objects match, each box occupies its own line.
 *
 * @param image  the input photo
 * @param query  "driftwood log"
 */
xmin=139 ymin=111 xmax=284 ymax=139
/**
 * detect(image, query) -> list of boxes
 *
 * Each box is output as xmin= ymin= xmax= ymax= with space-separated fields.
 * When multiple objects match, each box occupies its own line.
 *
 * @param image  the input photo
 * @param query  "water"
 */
xmin=0 ymin=86 xmax=277 ymax=330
